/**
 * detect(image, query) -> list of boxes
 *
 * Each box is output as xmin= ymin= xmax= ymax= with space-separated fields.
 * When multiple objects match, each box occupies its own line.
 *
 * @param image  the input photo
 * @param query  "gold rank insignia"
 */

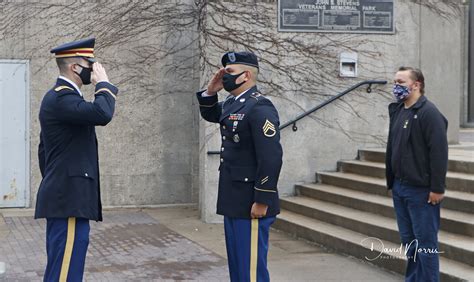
xmin=263 ymin=119 xmax=276 ymax=137
xmin=54 ymin=86 xmax=74 ymax=92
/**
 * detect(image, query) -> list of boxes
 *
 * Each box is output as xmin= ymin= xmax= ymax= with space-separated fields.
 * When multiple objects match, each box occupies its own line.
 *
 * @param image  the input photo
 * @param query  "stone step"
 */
xmin=274 ymin=210 xmax=474 ymax=282
xmin=339 ymin=159 xmax=386 ymax=178
xmin=280 ymin=196 xmax=474 ymax=266
xmin=317 ymin=172 xmax=474 ymax=214
xmin=448 ymin=148 xmax=474 ymax=174
xmin=296 ymin=183 xmax=474 ymax=237
xmin=358 ymin=148 xmax=386 ymax=163
xmin=358 ymin=148 xmax=474 ymax=174
xmin=338 ymin=160 xmax=474 ymax=194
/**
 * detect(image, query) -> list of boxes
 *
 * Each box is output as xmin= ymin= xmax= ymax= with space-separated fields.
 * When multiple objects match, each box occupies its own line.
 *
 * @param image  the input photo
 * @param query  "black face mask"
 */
xmin=74 ymin=64 xmax=93 ymax=85
xmin=222 ymin=71 xmax=246 ymax=92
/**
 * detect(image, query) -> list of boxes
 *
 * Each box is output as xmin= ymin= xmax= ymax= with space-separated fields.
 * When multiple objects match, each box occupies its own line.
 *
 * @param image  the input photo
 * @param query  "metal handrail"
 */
xmin=207 ymin=80 xmax=387 ymax=155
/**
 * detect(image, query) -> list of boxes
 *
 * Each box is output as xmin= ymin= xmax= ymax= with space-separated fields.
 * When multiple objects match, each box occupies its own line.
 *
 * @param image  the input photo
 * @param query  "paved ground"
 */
xmin=0 ymin=209 xmax=227 ymax=281
xmin=0 ymin=206 xmax=402 ymax=281
xmin=3 ymin=129 xmax=472 ymax=281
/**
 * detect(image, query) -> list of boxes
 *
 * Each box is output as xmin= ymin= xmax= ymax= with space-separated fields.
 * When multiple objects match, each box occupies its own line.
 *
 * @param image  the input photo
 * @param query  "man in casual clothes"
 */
xmin=386 ymin=67 xmax=448 ymax=282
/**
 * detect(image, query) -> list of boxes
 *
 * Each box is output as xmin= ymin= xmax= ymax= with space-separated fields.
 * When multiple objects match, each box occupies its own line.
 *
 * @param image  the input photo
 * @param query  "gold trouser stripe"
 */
xmin=59 ymin=217 xmax=76 ymax=282
xmin=250 ymin=218 xmax=259 ymax=282
xmin=95 ymin=88 xmax=117 ymax=99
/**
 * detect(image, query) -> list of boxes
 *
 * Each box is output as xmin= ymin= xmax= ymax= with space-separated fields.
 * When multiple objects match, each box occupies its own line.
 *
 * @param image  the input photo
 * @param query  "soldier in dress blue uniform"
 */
xmin=34 ymin=38 xmax=118 ymax=281
xmin=196 ymin=51 xmax=283 ymax=282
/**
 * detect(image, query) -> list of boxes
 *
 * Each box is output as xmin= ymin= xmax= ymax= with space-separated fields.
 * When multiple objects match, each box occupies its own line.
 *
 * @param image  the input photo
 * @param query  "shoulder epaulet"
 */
xmin=250 ymin=92 xmax=271 ymax=102
xmin=250 ymin=92 xmax=261 ymax=98
xmin=54 ymin=86 xmax=74 ymax=92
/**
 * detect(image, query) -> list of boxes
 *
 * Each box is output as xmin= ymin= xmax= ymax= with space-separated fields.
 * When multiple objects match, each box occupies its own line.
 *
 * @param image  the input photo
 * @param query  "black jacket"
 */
xmin=196 ymin=86 xmax=283 ymax=218
xmin=35 ymin=78 xmax=118 ymax=221
xmin=385 ymin=95 xmax=448 ymax=193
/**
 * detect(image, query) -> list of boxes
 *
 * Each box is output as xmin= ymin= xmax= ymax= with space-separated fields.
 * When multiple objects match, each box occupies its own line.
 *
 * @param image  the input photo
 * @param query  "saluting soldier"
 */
xmin=196 ymin=51 xmax=283 ymax=282
xmin=35 ymin=38 xmax=118 ymax=281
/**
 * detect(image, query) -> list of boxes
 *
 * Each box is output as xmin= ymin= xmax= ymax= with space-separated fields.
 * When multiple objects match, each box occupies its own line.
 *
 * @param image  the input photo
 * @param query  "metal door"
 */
xmin=0 ymin=61 xmax=29 ymax=207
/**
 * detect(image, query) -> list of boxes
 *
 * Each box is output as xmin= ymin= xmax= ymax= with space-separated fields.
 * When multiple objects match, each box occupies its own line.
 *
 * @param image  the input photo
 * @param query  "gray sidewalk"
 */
xmin=0 ymin=206 xmax=401 ymax=281
xmin=1 ymin=130 xmax=472 ymax=281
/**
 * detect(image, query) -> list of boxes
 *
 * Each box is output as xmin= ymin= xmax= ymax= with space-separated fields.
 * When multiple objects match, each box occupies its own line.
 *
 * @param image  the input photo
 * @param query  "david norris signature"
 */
xmin=360 ymin=237 xmax=444 ymax=262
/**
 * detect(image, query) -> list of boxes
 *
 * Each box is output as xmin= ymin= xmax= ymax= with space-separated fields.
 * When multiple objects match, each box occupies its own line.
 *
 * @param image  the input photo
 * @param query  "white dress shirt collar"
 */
xmin=58 ymin=76 xmax=83 ymax=97
xmin=234 ymin=88 xmax=251 ymax=100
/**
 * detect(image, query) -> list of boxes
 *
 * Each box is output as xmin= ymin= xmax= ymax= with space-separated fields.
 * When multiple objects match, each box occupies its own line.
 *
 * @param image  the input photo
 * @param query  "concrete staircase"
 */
xmin=274 ymin=148 xmax=474 ymax=281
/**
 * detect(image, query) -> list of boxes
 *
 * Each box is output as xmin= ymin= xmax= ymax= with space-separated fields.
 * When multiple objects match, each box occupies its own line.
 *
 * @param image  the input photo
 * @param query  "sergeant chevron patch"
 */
xmin=263 ymin=119 xmax=276 ymax=137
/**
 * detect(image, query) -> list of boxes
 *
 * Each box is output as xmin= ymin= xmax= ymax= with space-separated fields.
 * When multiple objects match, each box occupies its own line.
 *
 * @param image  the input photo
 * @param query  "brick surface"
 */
xmin=0 ymin=211 xmax=228 ymax=280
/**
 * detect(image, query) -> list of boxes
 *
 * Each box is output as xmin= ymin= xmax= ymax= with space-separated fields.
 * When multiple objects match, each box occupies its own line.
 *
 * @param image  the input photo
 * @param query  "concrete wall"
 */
xmin=419 ymin=4 xmax=463 ymax=137
xmin=0 ymin=1 xmax=466 ymax=221
xmin=198 ymin=0 xmax=465 ymax=222
xmin=0 ymin=0 xmax=200 ymax=208
xmin=468 ymin=2 xmax=474 ymax=124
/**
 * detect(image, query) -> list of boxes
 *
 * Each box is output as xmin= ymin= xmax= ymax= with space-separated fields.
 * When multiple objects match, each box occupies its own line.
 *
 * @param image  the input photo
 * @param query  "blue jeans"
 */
xmin=392 ymin=180 xmax=441 ymax=282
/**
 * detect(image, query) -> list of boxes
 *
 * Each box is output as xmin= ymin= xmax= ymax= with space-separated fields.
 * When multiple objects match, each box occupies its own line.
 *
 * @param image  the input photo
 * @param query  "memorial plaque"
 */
xmin=278 ymin=0 xmax=394 ymax=34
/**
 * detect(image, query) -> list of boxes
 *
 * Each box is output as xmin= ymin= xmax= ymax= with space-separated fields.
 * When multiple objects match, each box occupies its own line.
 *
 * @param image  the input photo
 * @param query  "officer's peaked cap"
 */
xmin=51 ymin=38 xmax=96 ymax=63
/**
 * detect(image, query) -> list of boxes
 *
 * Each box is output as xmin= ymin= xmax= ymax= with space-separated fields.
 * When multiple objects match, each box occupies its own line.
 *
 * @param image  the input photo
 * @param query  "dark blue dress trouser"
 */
xmin=44 ymin=217 xmax=90 ymax=282
xmin=224 ymin=216 xmax=276 ymax=282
